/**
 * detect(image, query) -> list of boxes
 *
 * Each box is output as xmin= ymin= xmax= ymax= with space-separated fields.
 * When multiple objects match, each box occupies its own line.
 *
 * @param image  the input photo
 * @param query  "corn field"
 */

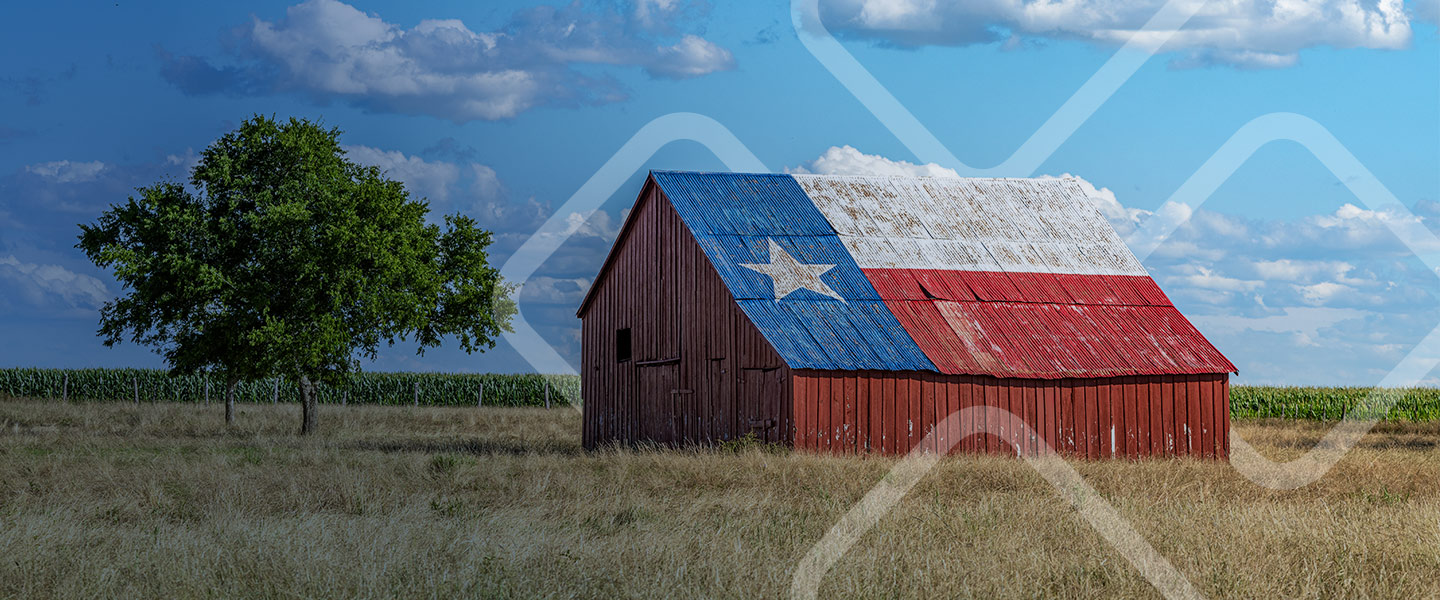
xmin=1229 ymin=385 xmax=1440 ymax=421
xmin=0 ymin=368 xmax=580 ymax=408
xmin=5 ymin=370 xmax=1440 ymax=420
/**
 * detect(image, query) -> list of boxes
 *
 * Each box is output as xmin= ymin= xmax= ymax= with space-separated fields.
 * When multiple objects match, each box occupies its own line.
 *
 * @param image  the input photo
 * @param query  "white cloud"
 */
xmin=343 ymin=144 xmax=461 ymax=203
xmin=1044 ymin=172 xmax=1150 ymax=236
xmin=247 ymin=1 xmax=537 ymax=121
xmin=24 ymin=160 xmax=106 ymax=183
xmin=164 ymin=149 xmax=200 ymax=173
xmin=0 ymin=255 xmax=109 ymax=309
xmin=821 ymin=0 xmax=1413 ymax=69
xmin=1166 ymin=264 xmax=1264 ymax=293
xmin=1191 ymin=305 xmax=1366 ymax=341
xmin=470 ymin=164 xmax=504 ymax=201
xmin=787 ymin=145 xmax=961 ymax=177
xmin=1295 ymin=280 xmax=1355 ymax=305
xmin=162 ymin=0 xmax=733 ymax=121
xmin=1262 ymin=201 xmax=1440 ymax=253
xmin=647 ymin=35 xmax=737 ymax=79
xmin=519 ymin=276 xmax=591 ymax=305
xmin=1251 ymin=259 xmax=1372 ymax=287
xmin=635 ymin=0 xmax=682 ymax=27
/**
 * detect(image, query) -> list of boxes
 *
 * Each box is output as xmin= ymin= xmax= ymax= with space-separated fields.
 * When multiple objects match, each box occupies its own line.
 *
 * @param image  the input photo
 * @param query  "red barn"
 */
xmin=576 ymin=171 xmax=1235 ymax=458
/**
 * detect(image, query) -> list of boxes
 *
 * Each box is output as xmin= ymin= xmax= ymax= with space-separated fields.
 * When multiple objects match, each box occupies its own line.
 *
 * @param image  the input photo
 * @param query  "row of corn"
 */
xmin=1229 ymin=386 xmax=1440 ymax=421
xmin=4 ymin=370 xmax=1439 ymax=420
xmin=0 ymin=368 xmax=581 ymax=408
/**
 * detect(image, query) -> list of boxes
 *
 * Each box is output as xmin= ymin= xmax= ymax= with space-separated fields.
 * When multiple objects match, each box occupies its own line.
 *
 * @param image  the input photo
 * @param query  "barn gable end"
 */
xmin=580 ymin=176 xmax=793 ymax=448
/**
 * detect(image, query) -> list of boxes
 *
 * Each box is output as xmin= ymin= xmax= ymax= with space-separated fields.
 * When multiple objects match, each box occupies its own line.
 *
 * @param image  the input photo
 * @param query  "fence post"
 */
xmin=342 ymin=389 xmax=348 ymax=406
xmin=477 ymin=381 xmax=483 ymax=408
xmin=272 ymin=378 xmax=279 ymax=404
xmin=205 ymin=379 xmax=210 ymax=405
xmin=132 ymin=376 xmax=139 ymax=406
xmin=62 ymin=373 xmax=68 ymax=403
xmin=413 ymin=381 xmax=419 ymax=407
xmin=544 ymin=379 xmax=550 ymax=409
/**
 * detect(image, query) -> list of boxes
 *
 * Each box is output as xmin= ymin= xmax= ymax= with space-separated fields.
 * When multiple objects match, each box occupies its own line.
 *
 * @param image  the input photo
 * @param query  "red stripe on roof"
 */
xmin=864 ymin=268 xmax=1234 ymax=378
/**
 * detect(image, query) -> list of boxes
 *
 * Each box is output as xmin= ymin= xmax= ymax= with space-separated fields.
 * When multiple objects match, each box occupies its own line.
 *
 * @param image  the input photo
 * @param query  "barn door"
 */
xmin=638 ymin=363 xmax=678 ymax=444
xmin=741 ymin=367 xmax=783 ymax=443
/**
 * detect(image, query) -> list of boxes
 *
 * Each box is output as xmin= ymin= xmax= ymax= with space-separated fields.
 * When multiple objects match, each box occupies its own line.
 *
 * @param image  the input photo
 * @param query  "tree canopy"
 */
xmin=77 ymin=115 xmax=516 ymax=432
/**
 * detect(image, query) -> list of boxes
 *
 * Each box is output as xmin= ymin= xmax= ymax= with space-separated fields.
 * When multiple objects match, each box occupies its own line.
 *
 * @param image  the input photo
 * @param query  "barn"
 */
xmin=576 ymin=171 xmax=1236 ymax=459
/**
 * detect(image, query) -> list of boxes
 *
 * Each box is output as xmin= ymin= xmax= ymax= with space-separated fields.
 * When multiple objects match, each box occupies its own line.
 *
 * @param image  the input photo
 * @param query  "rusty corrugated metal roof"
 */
xmin=641 ymin=171 xmax=1234 ymax=378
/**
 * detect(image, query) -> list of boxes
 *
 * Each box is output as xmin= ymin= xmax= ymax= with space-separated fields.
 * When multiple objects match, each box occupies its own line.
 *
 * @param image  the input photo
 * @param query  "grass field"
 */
xmin=3 ymin=400 xmax=1440 ymax=598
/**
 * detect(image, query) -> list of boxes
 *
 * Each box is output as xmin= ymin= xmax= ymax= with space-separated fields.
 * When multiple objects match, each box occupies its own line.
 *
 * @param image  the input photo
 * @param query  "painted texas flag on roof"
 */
xmin=650 ymin=171 xmax=1235 ymax=379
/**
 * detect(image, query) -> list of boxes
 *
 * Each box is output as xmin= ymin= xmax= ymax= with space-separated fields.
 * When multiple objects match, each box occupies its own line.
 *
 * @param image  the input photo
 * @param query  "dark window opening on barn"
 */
xmin=616 ymin=328 xmax=632 ymax=363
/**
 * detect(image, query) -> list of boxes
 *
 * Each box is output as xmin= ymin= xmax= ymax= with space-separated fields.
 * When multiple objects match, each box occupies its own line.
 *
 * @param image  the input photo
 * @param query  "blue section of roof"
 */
xmin=655 ymin=171 xmax=834 ymax=236
xmin=692 ymin=234 xmax=880 ymax=301
xmin=653 ymin=171 xmax=935 ymax=372
xmin=736 ymin=300 xmax=935 ymax=371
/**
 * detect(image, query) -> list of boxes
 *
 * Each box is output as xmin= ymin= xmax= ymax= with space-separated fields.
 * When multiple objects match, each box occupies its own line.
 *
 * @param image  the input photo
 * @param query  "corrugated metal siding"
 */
xmin=582 ymin=181 xmax=794 ymax=449
xmin=792 ymin=370 xmax=1229 ymax=459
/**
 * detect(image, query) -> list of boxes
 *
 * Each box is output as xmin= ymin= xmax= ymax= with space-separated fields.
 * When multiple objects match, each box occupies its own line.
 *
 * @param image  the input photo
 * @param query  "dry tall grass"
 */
xmin=2 ymin=400 xmax=1439 ymax=598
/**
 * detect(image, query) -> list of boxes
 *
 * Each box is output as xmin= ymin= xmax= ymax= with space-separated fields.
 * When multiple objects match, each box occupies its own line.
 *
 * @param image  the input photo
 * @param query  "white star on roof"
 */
xmin=740 ymin=239 xmax=843 ymax=301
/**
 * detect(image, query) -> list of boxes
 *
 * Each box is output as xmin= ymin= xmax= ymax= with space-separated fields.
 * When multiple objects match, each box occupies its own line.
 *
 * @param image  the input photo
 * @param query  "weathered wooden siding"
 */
xmin=792 ymin=371 xmax=1229 ymax=459
xmin=581 ymin=180 xmax=791 ymax=448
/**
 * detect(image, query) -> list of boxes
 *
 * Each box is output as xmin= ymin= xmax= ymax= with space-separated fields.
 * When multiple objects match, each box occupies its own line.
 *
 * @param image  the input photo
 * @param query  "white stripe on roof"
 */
xmin=792 ymin=175 xmax=1146 ymax=276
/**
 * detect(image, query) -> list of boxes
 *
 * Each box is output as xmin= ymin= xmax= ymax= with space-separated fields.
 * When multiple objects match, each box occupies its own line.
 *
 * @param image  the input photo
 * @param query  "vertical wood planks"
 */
xmin=1187 ymin=374 xmax=1202 ymax=458
xmin=1097 ymin=380 xmax=1111 ymax=458
xmin=1162 ymin=375 xmax=1177 ymax=455
xmin=844 ymin=374 xmax=858 ymax=453
xmin=1148 ymin=377 xmax=1162 ymax=457
xmin=1199 ymin=374 xmax=1214 ymax=459
xmin=1219 ymin=375 xmax=1231 ymax=459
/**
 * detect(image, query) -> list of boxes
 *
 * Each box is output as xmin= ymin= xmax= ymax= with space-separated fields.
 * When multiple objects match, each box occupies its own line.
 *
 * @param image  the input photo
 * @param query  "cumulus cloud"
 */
xmin=786 ymin=145 xmax=962 ymax=177
xmin=819 ymin=0 xmax=1414 ymax=69
xmin=647 ymin=35 xmax=736 ymax=78
xmin=0 ymin=255 xmax=109 ymax=309
xmin=24 ymin=160 xmax=106 ymax=183
xmin=160 ymin=0 xmax=734 ymax=121
xmin=520 ymin=276 xmax=592 ymax=305
xmin=470 ymin=164 xmax=504 ymax=201
xmin=344 ymin=145 xmax=461 ymax=203
xmin=1166 ymin=264 xmax=1264 ymax=293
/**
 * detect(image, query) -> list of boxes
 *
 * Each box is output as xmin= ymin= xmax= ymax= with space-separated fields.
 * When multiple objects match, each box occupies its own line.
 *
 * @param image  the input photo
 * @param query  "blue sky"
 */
xmin=0 ymin=0 xmax=1437 ymax=385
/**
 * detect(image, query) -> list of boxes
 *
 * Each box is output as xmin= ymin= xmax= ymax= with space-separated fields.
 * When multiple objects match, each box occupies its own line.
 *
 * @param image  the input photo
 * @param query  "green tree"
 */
xmin=78 ymin=115 xmax=516 ymax=433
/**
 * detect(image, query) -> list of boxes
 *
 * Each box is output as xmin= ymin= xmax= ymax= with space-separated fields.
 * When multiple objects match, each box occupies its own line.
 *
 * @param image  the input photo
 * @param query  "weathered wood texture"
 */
xmin=792 ymin=371 xmax=1229 ymax=459
xmin=581 ymin=182 xmax=790 ymax=448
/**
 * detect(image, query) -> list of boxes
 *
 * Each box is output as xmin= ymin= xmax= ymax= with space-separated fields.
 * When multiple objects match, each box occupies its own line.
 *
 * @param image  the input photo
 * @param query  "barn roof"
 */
xmin=583 ymin=171 xmax=1234 ymax=379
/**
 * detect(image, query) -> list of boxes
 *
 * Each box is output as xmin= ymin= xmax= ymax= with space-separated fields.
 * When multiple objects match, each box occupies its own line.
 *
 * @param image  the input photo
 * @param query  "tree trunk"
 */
xmin=225 ymin=377 xmax=237 ymax=426
xmin=300 ymin=376 xmax=318 ymax=435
